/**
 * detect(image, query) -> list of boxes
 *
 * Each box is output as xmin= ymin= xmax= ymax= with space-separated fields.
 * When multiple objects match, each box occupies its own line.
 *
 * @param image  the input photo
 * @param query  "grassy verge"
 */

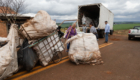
xmin=59 ymin=23 xmax=140 ymax=34
xmin=57 ymin=23 xmax=72 ymax=28
xmin=113 ymin=24 xmax=140 ymax=30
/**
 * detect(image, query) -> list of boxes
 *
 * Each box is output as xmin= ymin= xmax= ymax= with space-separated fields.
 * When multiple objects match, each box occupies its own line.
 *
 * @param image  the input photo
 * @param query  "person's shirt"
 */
xmin=90 ymin=26 xmax=97 ymax=34
xmin=82 ymin=26 xmax=87 ymax=33
xmin=65 ymin=26 xmax=77 ymax=39
xmin=105 ymin=24 xmax=110 ymax=33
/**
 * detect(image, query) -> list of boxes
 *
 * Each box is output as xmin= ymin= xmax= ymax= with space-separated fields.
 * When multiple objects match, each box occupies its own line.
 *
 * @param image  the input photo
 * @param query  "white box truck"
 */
xmin=77 ymin=3 xmax=114 ymax=38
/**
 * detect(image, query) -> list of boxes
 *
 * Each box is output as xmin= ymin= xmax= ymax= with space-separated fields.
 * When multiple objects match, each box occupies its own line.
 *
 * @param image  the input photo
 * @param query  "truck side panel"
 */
xmin=108 ymin=12 xmax=114 ymax=30
xmin=99 ymin=5 xmax=114 ymax=30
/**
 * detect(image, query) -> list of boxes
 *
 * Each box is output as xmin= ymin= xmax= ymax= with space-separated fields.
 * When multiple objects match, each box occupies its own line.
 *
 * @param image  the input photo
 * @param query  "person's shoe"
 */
xmin=104 ymin=41 xmax=108 ymax=43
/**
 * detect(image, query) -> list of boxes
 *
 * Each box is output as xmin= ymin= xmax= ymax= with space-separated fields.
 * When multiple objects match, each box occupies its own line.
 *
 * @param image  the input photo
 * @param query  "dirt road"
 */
xmin=6 ymin=35 xmax=140 ymax=80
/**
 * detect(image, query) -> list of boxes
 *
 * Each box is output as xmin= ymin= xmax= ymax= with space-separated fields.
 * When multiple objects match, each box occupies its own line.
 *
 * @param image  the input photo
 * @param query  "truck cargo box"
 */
xmin=78 ymin=3 xmax=114 ymax=37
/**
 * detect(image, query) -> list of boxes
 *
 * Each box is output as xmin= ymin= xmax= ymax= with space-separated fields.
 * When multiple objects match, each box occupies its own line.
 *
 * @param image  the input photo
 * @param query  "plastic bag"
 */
xmin=66 ymin=33 xmax=101 ymax=65
xmin=82 ymin=15 xmax=92 ymax=27
xmin=19 ymin=10 xmax=57 ymax=40
xmin=0 ymin=24 xmax=19 ymax=79
xmin=18 ymin=39 xmax=38 ymax=71
xmin=82 ymin=15 xmax=86 ymax=24
xmin=85 ymin=17 xmax=92 ymax=27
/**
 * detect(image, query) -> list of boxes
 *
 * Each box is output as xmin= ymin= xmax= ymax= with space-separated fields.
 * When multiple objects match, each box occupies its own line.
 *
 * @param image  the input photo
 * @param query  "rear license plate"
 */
xmin=135 ymin=36 xmax=140 ymax=37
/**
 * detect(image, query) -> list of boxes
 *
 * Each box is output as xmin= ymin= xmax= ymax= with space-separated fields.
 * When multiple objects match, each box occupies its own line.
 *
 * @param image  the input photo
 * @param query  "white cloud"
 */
xmin=22 ymin=0 xmax=140 ymax=22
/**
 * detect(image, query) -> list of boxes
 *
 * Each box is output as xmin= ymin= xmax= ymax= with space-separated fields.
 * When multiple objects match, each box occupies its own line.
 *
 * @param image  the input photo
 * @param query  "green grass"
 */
xmin=57 ymin=23 xmax=140 ymax=30
xmin=57 ymin=23 xmax=72 ymax=28
xmin=113 ymin=24 xmax=140 ymax=30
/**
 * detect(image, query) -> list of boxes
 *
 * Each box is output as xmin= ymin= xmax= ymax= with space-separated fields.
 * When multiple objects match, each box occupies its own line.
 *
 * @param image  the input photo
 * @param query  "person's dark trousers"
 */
xmin=94 ymin=33 xmax=98 ymax=39
xmin=67 ymin=43 xmax=70 ymax=52
xmin=105 ymin=32 xmax=109 ymax=42
xmin=95 ymin=34 xmax=98 ymax=39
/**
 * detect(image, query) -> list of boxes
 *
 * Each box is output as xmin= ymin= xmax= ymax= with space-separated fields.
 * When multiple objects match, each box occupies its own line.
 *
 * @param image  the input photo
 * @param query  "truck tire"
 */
xmin=110 ymin=30 xmax=113 ymax=35
xmin=128 ymin=36 xmax=131 ymax=40
xmin=99 ymin=31 xmax=105 ymax=38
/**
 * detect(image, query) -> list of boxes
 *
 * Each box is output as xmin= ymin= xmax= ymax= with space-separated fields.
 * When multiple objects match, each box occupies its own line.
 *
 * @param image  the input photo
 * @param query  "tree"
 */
xmin=0 ymin=0 xmax=25 ymax=24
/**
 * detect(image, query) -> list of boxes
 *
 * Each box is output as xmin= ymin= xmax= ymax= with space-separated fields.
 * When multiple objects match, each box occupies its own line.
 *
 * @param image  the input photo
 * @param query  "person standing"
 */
xmin=89 ymin=22 xmax=98 ymax=39
xmin=65 ymin=23 xmax=77 ymax=52
xmin=82 ymin=23 xmax=87 ymax=33
xmin=104 ymin=21 xmax=110 ymax=43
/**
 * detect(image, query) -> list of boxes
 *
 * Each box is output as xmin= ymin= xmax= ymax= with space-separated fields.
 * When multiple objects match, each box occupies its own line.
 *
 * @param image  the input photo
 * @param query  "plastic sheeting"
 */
xmin=34 ymin=33 xmax=64 ymax=66
xmin=19 ymin=10 xmax=57 ymax=40
xmin=66 ymin=33 xmax=101 ymax=64
xmin=85 ymin=17 xmax=92 ymax=27
xmin=82 ymin=15 xmax=86 ymax=24
xmin=0 ymin=24 xmax=19 ymax=79
xmin=82 ymin=15 xmax=92 ymax=27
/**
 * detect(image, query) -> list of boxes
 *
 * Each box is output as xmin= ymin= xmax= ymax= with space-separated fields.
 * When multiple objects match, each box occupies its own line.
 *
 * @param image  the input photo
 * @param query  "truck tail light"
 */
xmin=129 ymin=30 xmax=131 ymax=33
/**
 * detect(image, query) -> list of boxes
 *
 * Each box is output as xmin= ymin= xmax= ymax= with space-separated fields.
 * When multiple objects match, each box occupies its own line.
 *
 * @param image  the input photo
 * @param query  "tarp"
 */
xmin=66 ymin=33 xmax=101 ymax=64
xmin=19 ymin=10 xmax=57 ymax=40
xmin=0 ymin=24 xmax=19 ymax=79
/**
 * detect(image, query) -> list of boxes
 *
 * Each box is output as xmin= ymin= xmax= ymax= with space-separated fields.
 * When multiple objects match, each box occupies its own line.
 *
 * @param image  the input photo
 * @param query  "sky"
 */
xmin=22 ymin=0 xmax=140 ymax=22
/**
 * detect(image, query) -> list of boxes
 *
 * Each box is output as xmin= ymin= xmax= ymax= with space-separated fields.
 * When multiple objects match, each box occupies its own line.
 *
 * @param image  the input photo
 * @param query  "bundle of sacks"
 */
xmin=66 ymin=33 xmax=102 ymax=65
xmin=19 ymin=10 xmax=57 ymax=40
xmin=18 ymin=10 xmax=64 ymax=67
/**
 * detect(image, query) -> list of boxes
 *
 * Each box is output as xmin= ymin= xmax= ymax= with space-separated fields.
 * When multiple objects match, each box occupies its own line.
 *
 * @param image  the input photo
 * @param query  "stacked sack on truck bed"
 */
xmin=66 ymin=33 xmax=102 ymax=65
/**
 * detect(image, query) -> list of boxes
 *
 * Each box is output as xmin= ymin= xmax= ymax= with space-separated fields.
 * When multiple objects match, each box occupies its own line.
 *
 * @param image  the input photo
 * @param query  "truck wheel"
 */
xmin=110 ymin=30 xmax=113 ymax=35
xmin=128 ymin=36 xmax=131 ymax=40
xmin=99 ymin=31 xmax=105 ymax=38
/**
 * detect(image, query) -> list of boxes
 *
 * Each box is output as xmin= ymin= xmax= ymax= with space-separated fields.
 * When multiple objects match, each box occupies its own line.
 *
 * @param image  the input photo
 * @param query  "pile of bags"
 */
xmin=18 ymin=10 xmax=64 ymax=68
xmin=0 ymin=10 xmax=64 ymax=80
xmin=82 ymin=14 xmax=99 ymax=27
xmin=66 ymin=33 xmax=102 ymax=65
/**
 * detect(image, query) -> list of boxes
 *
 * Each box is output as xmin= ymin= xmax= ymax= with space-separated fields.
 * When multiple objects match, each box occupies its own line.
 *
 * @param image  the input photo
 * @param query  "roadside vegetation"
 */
xmin=113 ymin=23 xmax=140 ymax=36
xmin=113 ymin=23 xmax=140 ymax=30
xmin=58 ymin=23 xmax=140 ymax=35
xmin=57 ymin=23 xmax=140 ymax=30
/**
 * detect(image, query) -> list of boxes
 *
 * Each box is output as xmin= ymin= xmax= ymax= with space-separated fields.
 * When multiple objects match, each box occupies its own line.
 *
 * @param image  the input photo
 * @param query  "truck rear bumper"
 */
xmin=128 ymin=34 xmax=140 ymax=38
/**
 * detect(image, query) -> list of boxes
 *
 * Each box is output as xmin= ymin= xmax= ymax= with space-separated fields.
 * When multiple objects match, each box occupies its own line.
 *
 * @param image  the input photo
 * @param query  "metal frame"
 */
xmin=28 ymin=31 xmax=64 ymax=64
